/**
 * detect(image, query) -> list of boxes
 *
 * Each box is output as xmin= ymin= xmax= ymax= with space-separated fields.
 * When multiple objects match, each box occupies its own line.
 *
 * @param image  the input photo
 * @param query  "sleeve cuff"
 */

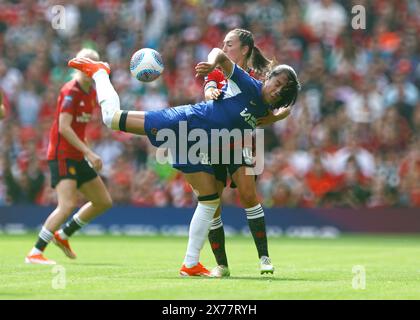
xmin=225 ymin=64 xmax=236 ymax=79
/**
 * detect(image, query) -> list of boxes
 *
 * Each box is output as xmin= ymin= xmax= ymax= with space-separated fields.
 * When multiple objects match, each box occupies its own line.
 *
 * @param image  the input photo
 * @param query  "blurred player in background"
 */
xmin=203 ymin=28 xmax=291 ymax=277
xmin=0 ymin=91 xmax=5 ymax=119
xmin=25 ymin=49 xmax=113 ymax=265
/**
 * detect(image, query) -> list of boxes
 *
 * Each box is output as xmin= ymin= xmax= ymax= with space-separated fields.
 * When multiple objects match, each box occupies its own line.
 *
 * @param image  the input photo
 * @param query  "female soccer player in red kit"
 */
xmin=25 ymin=49 xmax=113 ymax=264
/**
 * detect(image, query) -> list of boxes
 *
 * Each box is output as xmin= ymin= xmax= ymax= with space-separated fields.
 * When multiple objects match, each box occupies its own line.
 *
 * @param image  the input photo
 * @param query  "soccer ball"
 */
xmin=129 ymin=48 xmax=164 ymax=82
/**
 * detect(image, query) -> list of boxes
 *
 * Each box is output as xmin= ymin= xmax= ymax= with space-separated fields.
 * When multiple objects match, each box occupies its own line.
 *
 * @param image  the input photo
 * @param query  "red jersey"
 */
xmin=47 ymin=80 xmax=98 ymax=161
xmin=204 ymin=67 xmax=256 ymax=90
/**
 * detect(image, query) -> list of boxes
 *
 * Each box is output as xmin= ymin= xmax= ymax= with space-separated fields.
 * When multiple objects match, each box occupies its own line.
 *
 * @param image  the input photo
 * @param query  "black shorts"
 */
xmin=212 ymin=147 xmax=256 ymax=189
xmin=213 ymin=163 xmax=257 ymax=188
xmin=48 ymin=159 xmax=98 ymax=189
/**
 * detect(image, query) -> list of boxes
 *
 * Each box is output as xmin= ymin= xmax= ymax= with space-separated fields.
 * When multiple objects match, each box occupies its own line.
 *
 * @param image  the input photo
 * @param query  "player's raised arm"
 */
xmin=195 ymin=48 xmax=234 ymax=78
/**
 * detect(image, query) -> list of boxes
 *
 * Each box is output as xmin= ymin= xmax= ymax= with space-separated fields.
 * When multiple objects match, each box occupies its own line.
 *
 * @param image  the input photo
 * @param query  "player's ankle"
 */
xmin=29 ymin=247 xmax=43 ymax=256
xmin=92 ymin=68 xmax=109 ymax=81
xmin=58 ymin=229 xmax=68 ymax=240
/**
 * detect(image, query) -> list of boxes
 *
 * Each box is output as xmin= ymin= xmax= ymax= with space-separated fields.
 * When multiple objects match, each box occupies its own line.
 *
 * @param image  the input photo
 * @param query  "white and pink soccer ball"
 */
xmin=129 ymin=48 xmax=164 ymax=82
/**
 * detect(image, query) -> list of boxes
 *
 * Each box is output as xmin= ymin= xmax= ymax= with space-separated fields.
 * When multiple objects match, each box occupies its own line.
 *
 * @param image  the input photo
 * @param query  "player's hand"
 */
xmin=207 ymin=87 xmax=222 ymax=100
xmin=257 ymin=110 xmax=277 ymax=126
xmin=257 ymin=107 xmax=291 ymax=126
xmin=242 ymin=147 xmax=255 ymax=165
xmin=274 ymin=106 xmax=291 ymax=121
xmin=85 ymin=150 xmax=103 ymax=172
xmin=195 ymin=62 xmax=216 ymax=77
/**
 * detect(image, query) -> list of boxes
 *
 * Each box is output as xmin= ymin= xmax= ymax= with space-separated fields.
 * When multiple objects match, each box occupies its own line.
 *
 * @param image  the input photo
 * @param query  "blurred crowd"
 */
xmin=1 ymin=0 xmax=420 ymax=208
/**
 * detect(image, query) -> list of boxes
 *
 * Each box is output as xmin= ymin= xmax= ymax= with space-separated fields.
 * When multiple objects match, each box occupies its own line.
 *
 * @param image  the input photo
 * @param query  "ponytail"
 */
xmin=250 ymin=46 xmax=272 ymax=75
xmin=231 ymin=28 xmax=272 ymax=75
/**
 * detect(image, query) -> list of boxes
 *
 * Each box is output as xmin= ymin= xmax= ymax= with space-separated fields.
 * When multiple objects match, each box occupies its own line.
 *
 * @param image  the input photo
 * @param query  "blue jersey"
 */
xmin=144 ymin=64 xmax=270 ymax=174
xmin=186 ymin=64 xmax=270 ymax=132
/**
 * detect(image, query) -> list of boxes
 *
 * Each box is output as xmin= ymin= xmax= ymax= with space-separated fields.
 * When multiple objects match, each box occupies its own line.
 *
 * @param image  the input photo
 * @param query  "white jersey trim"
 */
xmin=223 ymin=79 xmax=242 ymax=99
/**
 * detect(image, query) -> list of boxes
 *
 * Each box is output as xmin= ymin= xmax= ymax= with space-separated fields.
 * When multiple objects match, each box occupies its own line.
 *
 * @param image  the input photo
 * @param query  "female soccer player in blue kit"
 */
xmin=68 ymin=47 xmax=300 ymax=277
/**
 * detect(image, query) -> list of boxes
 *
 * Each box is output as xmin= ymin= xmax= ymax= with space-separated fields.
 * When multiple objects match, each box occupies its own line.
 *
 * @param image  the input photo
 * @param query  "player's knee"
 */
xmin=95 ymin=197 xmax=113 ymax=211
xmin=213 ymin=205 xmax=222 ymax=218
xmin=59 ymin=200 xmax=77 ymax=215
xmin=103 ymin=110 xmax=129 ymax=132
xmin=239 ymin=189 xmax=258 ymax=208
xmin=99 ymin=92 xmax=121 ymax=129
xmin=102 ymin=109 xmax=119 ymax=129
xmin=197 ymin=193 xmax=220 ymax=210
xmin=105 ymin=197 xmax=113 ymax=209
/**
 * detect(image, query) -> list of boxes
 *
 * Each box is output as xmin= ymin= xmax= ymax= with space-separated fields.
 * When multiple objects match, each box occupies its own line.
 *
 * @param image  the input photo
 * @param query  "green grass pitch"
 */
xmin=1 ymin=234 xmax=420 ymax=299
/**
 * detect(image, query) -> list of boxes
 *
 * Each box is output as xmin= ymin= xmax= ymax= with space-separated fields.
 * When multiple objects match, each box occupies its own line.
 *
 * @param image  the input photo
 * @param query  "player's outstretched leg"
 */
xmin=69 ymin=57 xmax=121 ymax=128
xmin=69 ymin=57 xmax=147 ymax=135
xmin=68 ymin=57 xmax=110 ymax=77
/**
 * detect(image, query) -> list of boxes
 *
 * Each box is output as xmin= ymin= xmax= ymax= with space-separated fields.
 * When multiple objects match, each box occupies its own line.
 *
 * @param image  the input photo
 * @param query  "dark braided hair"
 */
xmin=267 ymin=64 xmax=301 ymax=109
xmin=231 ymin=28 xmax=272 ymax=75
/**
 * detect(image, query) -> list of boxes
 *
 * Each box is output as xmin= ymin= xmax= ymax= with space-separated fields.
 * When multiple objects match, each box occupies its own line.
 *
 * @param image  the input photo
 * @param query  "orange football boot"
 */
xmin=52 ymin=231 xmax=77 ymax=259
xmin=179 ymin=262 xmax=211 ymax=277
xmin=25 ymin=254 xmax=56 ymax=265
xmin=68 ymin=57 xmax=110 ymax=78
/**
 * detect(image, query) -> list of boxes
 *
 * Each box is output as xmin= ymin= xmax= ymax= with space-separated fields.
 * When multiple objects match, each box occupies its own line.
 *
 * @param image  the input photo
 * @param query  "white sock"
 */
xmin=58 ymin=213 xmax=87 ymax=239
xmin=92 ymin=69 xmax=120 ymax=128
xmin=58 ymin=229 xmax=68 ymax=240
xmin=29 ymin=227 xmax=53 ymax=255
xmin=39 ymin=227 xmax=53 ymax=242
xmin=210 ymin=216 xmax=223 ymax=230
xmin=184 ymin=201 xmax=219 ymax=268
xmin=29 ymin=247 xmax=43 ymax=256
xmin=245 ymin=203 xmax=265 ymax=219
